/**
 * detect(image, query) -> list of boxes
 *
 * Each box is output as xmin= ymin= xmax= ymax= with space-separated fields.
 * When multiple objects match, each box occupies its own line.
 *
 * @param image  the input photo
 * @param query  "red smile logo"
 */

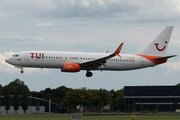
xmin=154 ymin=41 xmax=167 ymax=51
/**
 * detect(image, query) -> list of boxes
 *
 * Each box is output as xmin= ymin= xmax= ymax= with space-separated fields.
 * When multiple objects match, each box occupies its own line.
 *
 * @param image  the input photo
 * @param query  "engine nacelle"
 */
xmin=61 ymin=63 xmax=80 ymax=72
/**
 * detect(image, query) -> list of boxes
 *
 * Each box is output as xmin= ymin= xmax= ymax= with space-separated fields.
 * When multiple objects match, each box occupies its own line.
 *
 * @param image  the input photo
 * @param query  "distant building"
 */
xmin=0 ymin=95 xmax=60 ymax=114
xmin=124 ymin=86 xmax=180 ymax=111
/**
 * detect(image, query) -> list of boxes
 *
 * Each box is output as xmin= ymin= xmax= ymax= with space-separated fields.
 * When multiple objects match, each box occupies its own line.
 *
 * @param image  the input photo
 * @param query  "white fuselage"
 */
xmin=6 ymin=51 xmax=156 ymax=71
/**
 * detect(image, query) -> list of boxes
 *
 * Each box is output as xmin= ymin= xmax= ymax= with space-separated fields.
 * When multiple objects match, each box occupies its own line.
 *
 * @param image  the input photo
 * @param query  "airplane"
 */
xmin=5 ymin=26 xmax=176 ymax=77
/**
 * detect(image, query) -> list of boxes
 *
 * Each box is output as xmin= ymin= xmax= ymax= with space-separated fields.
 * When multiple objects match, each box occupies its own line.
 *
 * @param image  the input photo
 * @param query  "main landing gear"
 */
xmin=86 ymin=69 xmax=93 ymax=77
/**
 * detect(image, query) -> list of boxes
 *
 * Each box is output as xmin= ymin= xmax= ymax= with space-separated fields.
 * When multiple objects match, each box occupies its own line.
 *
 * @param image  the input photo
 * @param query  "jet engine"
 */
xmin=61 ymin=63 xmax=80 ymax=72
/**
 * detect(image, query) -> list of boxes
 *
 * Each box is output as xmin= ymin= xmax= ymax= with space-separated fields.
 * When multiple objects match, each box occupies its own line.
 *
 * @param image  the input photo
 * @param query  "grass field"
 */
xmin=0 ymin=116 xmax=180 ymax=120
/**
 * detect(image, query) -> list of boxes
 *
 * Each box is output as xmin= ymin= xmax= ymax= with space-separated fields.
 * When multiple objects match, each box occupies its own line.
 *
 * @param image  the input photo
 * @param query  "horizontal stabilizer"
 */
xmin=154 ymin=55 xmax=176 ymax=60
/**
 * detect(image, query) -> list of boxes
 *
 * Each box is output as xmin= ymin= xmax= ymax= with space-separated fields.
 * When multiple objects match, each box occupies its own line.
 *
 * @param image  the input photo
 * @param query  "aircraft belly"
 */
xmin=102 ymin=59 xmax=155 ymax=71
xmin=103 ymin=62 xmax=138 ymax=70
xmin=29 ymin=60 xmax=62 ymax=68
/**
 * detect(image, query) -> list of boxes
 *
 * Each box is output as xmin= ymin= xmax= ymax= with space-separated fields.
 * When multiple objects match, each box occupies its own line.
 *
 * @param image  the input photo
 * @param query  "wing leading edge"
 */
xmin=80 ymin=42 xmax=124 ymax=70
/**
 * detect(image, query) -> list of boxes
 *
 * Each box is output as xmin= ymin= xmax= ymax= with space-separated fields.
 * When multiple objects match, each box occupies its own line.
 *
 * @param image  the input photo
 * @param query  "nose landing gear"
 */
xmin=15 ymin=66 xmax=24 ymax=74
xmin=20 ymin=68 xmax=24 ymax=74
xmin=86 ymin=69 xmax=93 ymax=77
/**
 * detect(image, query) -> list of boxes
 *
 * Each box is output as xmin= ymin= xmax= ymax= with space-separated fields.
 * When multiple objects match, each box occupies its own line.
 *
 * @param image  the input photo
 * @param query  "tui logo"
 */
xmin=154 ymin=41 xmax=167 ymax=51
xmin=30 ymin=53 xmax=44 ymax=59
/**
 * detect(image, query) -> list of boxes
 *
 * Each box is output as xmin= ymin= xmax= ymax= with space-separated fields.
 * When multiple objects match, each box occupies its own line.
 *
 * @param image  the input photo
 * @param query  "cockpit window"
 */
xmin=12 ymin=54 xmax=19 ymax=57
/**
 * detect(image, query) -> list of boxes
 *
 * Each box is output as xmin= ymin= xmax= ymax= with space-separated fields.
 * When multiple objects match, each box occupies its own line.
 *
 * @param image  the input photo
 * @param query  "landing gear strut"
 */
xmin=20 ymin=68 xmax=24 ymax=74
xmin=86 ymin=69 xmax=93 ymax=77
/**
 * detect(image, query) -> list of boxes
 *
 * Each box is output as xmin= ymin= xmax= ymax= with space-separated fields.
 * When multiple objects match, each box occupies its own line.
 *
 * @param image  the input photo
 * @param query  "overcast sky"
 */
xmin=1 ymin=0 xmax=180 ymax=91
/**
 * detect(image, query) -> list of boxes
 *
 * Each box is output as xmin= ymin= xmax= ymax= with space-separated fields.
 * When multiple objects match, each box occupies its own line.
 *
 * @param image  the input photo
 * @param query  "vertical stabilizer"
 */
xmin=139 ymin=26 xmax=173 ymax=56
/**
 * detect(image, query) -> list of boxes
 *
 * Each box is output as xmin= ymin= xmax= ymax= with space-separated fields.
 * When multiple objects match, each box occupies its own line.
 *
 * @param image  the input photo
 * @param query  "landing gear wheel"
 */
xmin=86 ymin=72 xmax=93 ymax=77
xmin=20 ymin=69 xmax=24 ymax=74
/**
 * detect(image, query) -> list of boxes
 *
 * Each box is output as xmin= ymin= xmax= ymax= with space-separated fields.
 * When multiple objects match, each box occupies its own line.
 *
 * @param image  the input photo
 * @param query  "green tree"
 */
xmin=4 ymin=85 xmax=10 ymax=114
xmin=0 ymin=84 xmax=2 ymax=108
xmin=109 ymin=89 xmax=116 ymax=112
xmin=42 ymin=88 xmax=52 ymax=100
xmin=60 ymin=88 xmax=110 ymax=112
xmin=98 ymin=88 xmax=110 ymax=106
xmin=91 ymin=88 xmax=110 ymax=109
xmin=110 ymin=101 xmax=114 ymax=112
xmin=22 ymin=87 xmax=29 ymax=113
xmin=63 ymin=89 xmax=82 ymax=110
xmin=52 ymin=86 xmax=69 ymax=104
xmin=13 ymin=89 xmax=19 ymax=114
xmin=91 ymin=90 xmax=101 ymax=107
xmin=115 ymin=89 xmax=124 ymax=111
xmin=79 ymin=88 xmax=93 ymax=110
xmin=8 ymin=79 xmax=30 ymax=95
xmin=41 ymin=86 xmax=70 ymax=105
xmin=173 ymin=101 xmax=179 ymax=111
xmin=36 ymin=102 xmax=40 ymax=112
xmin=110 ymin=89 xmax=115 ymax=97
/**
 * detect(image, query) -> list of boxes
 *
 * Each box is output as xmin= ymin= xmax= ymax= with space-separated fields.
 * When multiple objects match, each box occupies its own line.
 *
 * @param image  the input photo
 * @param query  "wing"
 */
xmin=80 ymin=43 xmax=124 ymax=70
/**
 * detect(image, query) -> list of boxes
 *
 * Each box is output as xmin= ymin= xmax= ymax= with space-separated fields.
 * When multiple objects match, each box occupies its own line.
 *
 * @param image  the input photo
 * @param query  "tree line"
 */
xmin=0 ymin=79 xmax=29 ymax=113
xmin=39 ymin=85 xmax=124 ymax=112
xmin=2 ymin=79 xmax=180 ymax=113
xmin=0 ymin=79 xmax=124 ymax=113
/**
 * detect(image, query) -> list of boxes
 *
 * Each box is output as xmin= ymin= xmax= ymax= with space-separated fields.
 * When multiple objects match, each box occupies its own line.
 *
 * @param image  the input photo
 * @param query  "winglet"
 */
xmin=114 ymin=42 xmax=124 ymax=58
xmin=105 ymin=47 xmax=110 ymax=53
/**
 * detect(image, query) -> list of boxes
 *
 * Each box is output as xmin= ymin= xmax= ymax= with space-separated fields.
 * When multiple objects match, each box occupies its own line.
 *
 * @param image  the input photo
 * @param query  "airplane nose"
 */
xmin=5 ymin=58 xmax=12 ymax=64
